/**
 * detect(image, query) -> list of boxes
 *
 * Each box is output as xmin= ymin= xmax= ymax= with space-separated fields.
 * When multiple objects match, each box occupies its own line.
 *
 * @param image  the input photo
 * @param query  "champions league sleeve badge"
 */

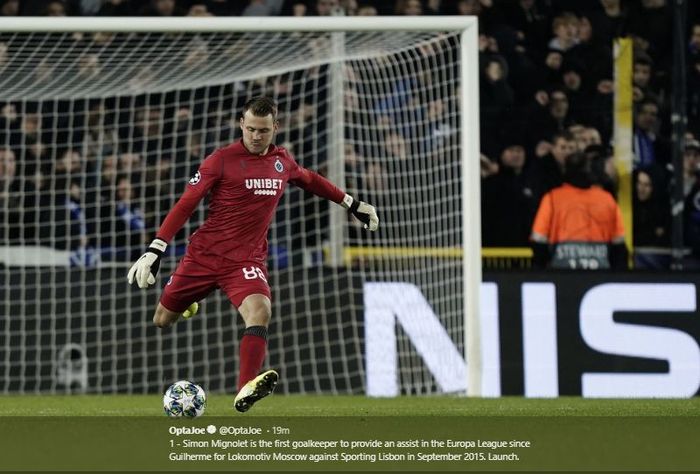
xmin=189 ymin=170 xmax=201 ymax=185
xmin=274 ymin=159 xmax=284 ymax=173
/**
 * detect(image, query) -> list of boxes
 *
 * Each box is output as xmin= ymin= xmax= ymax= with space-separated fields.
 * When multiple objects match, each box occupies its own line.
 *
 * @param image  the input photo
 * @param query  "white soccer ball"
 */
xmin=163 ymin=380 xmax=207 ymax=417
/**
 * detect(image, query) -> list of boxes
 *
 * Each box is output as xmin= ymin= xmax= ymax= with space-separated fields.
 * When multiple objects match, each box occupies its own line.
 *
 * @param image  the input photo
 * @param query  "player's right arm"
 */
xmin=127 ymin=151 xmax=223 ymax=289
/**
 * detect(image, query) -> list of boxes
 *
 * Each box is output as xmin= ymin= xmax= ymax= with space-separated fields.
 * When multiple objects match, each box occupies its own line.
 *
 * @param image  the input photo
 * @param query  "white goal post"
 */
xmin=0 ymin=17 xmax=482 ymax=396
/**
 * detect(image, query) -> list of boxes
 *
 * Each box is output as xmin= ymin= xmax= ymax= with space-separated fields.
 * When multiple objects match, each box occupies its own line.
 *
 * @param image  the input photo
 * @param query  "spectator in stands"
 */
xmin=455 ymin=0 xmax=496 ymax=33
xmin=314 ymin=0 xmax=341 ymax=16
xmin=82 ymin=101 xmax=118 ymax=164
xmin=18 ymin=0 xmax=67 ymax=15
xmin=482 ymin=142 xmax=538 ymax=246
xmin=385 ymin=131 xmax=407 ymax=161
xmin=633 ymin=98 xmax=669 ymax=170
xmin=357 ymin=4 xmax=377 ymax=15
xmin=568 ymin=124 xmax=585 ymax=147
xmin=689 ymin=21 xmax=700 ymax=62
xmin=187 ymin=3 xmax=212 ymax=16
xmin=54 ymin=148 xmax=96 ymax=203
xmin=688 ymin=25 xmax=700 ymax=133
xmin=634 ymin=169 xmax=669 ymax=247
xmin=100 ymin=153 xmax=119 ymax=190
xmin=79 ymin=0 xmax=102 ymax=15
xmin=533 ymin=130 xmax=576 ymax=198
xmin=426 ymin=98 xmax=455 ymax=153
xmin=365 ymin=158 xmax=387 ymax=197
xmin=691 ymin=20 xmax=700 ymax=49
xmin=580 ymin=126 xmax=602 ymax=150
xmin=97 ymin=0 xmax=134 ymax=15
xmin=537 ymin=49 xmax=564 ymax=90
xmin=18 ymin=168 xmax=52 ymax=244
xmin=480 ymin=153 xmax=499 ymax=179
xmin=183 ymin=37 xmax=210 ymax=71
xmin=203 ymin=0 xmax=237 ymax=16
xmin=0 ymin=147 xmax=21 ymax=242
xmin=423 ymin=0 xmax=442 ymax=15
xmin=0 ymin=103 xmax=20 ymax=146
xmin=117 ymin=151 xmax=142 ymax=179
xmin=242 ymin=0 xmax=273 ymax=16
xmin=44 ymin=0 xmax=67 ymax=15
xmin=501 ymin=0 xmax=551 ymax=54
xmin=480 ymin=54 xmax=515 ymax=157
xmin=560 ymin=59 xmax=594 ymax=124
xmin=548 ymin=12 xmax=580 ymax=52
xmin=113 ymin=175 xmax=147 ymax=257
xmin=633 ymin=55 xmax=660 ymax=105
xmin=0 ymin=0 xmax=18 ymax=15
xmin=128 ymin=107 xmax=165 ymax=164
xmin=395 ymin=0 xmax=422 ymax=15
xmin=343 ymin=142 xmax=365 ymax=196
xmin=569 ymin=13 xmax=613 ymax=95
xmin=53 ymin=179 xmax=97 ymax=266
xmin=77 ymin=53 xmax=101 ymax=79
xmin=528 ymin=88 xmax=576 ymax=151
xmin=684 ymin=139 xmax=700 ymax=197
xmin=683 ymin=140 xmax=700 ymax=266
xmin=138 ymin=0 xmax=183 ymax=16
xmin=627 ymin=0 xmax=672 ymax=73
xmin=285 ymin=1 xmax=306 ymax=16
xmin=633 ymin=167 xmax=670 ymax=269
xmin=531 ymin=152 xmax=627 ymax=269
xmin=21 ymin=112 xmax=41 ymax=143
xmin=54 ymin=148 xmax=81 ymax=177
xmin=0 ymin=147 xmax=19 ymax=227
xmin=0 ymin=146 xmax=16 ymax=191
xmin=588 ymin=0 xmax=627 ymax=47
xmin=174 ymin=131 xmax=206 ymax=181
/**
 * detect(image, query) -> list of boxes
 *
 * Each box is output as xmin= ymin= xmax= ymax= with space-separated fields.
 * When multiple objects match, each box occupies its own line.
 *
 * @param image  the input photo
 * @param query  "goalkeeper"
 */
xmin=127 ymin=97 xmax=379 ymax=412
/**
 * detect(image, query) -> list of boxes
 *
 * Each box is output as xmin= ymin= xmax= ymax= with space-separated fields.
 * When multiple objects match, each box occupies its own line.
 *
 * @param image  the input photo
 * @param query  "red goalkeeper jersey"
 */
xmin=157 ymin=140 xmax=345 ymax=263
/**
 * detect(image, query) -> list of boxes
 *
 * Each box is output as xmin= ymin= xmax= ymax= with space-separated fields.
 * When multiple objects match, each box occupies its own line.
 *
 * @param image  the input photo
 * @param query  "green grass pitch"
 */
xmin=2 ymin=394 xmax=699 ymax=417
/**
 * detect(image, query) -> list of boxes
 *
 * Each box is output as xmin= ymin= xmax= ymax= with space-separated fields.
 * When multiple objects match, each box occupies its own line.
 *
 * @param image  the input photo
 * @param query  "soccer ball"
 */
xmin=163 ymin=380 xmax=206 ymax=417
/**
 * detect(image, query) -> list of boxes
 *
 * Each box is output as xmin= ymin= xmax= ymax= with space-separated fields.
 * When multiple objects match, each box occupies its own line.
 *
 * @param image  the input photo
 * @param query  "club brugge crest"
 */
xmin=274 ymin=159 xmax=284 ymax=173
xmin=189 ymin=171 xmax=201 ymax=185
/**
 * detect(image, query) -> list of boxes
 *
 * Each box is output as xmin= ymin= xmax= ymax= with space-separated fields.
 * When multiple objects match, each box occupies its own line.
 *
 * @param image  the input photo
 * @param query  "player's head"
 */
xmin=240 ymin=96 xmax=278 ymax=155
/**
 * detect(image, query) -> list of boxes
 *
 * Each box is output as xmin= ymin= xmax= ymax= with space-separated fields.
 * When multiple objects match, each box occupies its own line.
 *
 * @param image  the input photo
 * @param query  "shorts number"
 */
xmin=242 ymin=266 xmax=267 ymax=282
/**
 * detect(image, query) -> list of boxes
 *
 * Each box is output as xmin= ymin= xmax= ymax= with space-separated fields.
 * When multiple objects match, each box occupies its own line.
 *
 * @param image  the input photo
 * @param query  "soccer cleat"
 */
xmin=234 ymin=369 xmax=279 ymax=413
xmin=182 ymin=302 xmax=199 ymax=319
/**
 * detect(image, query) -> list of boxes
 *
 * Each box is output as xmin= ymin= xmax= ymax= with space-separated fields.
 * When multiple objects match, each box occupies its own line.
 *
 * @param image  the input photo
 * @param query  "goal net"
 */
xmin=0 ymin=18 xmax=480 ymax=396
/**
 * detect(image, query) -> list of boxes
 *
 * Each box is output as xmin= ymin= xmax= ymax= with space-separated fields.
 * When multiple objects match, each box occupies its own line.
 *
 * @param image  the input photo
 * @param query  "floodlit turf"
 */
xmin=1 ymin=394 xmax=699 ymax=417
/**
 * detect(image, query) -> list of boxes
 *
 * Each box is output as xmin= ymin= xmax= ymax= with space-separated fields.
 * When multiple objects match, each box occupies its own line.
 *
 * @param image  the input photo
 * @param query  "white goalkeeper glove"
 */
xmin=343 ymin=194 xmax=379 ymax=231
xmin=127 ymin=238 xmax=167 ymax=289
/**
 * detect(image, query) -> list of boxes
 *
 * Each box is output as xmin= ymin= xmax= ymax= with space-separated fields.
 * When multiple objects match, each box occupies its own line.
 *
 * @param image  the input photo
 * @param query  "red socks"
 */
xmin=238 ymin=325 xmax=268 ymax=390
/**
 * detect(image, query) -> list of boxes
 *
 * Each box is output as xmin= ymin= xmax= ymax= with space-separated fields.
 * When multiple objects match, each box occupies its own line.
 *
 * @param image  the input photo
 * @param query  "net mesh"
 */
xmin=0 ymin=28 xmax=465 ymax=395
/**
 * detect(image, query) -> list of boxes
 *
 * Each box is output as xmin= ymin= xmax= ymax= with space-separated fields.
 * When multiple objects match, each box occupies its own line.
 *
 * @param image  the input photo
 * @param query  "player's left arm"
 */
xmin=127 ymin=151 xmax=222 ymax=289
xmin=289 ymin=163 xmax=379 ymax=231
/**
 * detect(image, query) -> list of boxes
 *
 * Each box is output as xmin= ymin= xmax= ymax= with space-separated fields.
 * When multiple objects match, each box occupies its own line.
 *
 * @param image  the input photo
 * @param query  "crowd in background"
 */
xmin=1 ymin=0 xmax=700 ymax=269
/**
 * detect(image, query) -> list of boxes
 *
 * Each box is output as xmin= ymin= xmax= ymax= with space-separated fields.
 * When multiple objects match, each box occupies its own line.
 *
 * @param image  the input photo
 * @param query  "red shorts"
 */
xmin=159 ymin=246 xmax=271 ymax=313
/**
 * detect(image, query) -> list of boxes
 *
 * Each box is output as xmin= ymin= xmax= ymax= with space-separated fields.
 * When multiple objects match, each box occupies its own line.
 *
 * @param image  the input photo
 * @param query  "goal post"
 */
xmin=0 ymin=17 xmax=482 ymax=396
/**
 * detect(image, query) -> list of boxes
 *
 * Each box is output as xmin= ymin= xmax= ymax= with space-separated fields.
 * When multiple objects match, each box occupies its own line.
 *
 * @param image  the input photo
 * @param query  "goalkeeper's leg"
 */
xmin=234 ymin=369 xmax=279 ymax=413
xmin=155 ymin=251 xmax=217 ymax=328
xmin=153 ymin=302 xmax=198 ymax=327
xmin=153 ymin=303 xmax=181 ymax=328
xmin=230 ymin=292 xmax=276 ymax=412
